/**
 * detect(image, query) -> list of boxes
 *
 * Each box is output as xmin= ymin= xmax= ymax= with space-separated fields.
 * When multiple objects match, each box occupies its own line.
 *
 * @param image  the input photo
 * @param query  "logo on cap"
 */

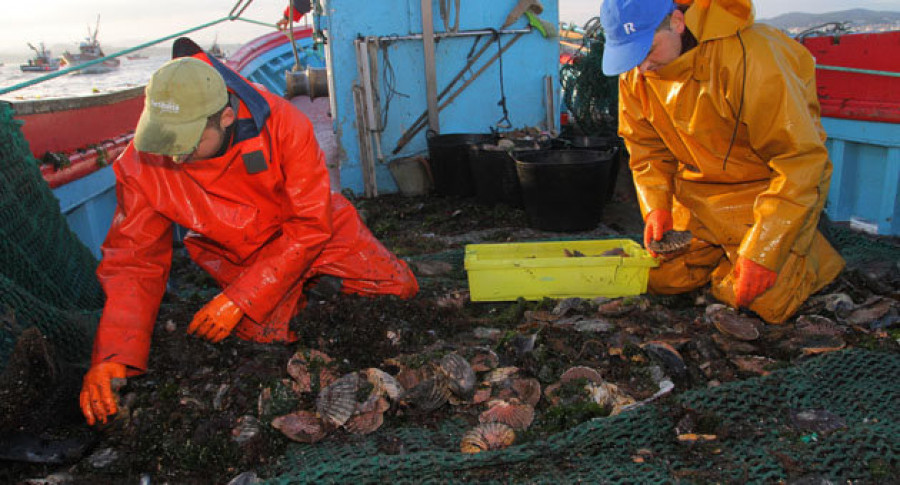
xmin=623 ymin=22 xmax=637 ymax=34
xmin=151 ymin=100 xmax=181 ymax=113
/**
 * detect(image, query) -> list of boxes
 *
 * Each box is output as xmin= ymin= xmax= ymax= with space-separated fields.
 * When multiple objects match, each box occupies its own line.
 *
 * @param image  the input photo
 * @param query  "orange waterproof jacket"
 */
xmin=92 ymin=49 xmax=411 ymax=373
xmin=618 ymin=0 xmax=840 ymax=273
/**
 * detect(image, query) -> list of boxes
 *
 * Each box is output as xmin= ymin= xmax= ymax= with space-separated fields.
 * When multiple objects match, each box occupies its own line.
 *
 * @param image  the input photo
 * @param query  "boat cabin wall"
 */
xmin=321 ymin=0 xmax=561 ymax=195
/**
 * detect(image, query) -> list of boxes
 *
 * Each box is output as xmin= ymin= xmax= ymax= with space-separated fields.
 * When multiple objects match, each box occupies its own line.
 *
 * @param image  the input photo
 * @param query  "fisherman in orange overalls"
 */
xmin=80 ymin=39 xmax=418 ymax=425
xmin=600 ymin=0 xmax=844 ymax=323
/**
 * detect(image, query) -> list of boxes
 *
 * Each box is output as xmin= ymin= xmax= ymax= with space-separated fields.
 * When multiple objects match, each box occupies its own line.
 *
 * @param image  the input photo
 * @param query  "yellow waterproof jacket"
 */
xmin=618 ymin=0 xmax=834 ymax=273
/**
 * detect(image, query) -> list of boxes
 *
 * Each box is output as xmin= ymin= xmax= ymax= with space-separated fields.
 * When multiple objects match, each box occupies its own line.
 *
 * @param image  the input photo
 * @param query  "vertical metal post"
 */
xmin=353 ymin=38 xmax=378 ymax=197
xmin=420 ymin=0 xmax=440 ymax=133
xmin=544 ymin=75 xmax=556 ymax=134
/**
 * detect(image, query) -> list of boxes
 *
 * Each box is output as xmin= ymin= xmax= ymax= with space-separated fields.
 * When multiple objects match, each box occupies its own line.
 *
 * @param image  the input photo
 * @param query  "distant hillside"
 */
xmin=759 ymin=8 xmax=900 ymax=33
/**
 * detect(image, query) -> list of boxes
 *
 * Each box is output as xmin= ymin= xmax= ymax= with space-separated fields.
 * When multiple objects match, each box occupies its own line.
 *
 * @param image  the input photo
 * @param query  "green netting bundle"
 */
xmin=560 ymin=20 xmax=619 ymax=136
xmin=0 ymin=102 xmax=103 ymax=370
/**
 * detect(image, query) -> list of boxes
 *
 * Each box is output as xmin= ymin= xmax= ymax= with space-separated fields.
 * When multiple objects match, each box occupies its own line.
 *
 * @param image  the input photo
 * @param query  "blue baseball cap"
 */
xmin=600 ymin=0 xmax=676 ymax=75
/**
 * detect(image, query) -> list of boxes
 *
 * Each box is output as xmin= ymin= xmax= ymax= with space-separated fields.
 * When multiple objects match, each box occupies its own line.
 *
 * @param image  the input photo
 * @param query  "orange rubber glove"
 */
xmin=643 ymin=209 xmax=673 ymax=257
xmin=187 ymin=292 xmax=244 ymax=343
xmin=80 ymin=361 xmax=127 ymax=426
xmin=733 ymin=257 xmax=778 ymax=307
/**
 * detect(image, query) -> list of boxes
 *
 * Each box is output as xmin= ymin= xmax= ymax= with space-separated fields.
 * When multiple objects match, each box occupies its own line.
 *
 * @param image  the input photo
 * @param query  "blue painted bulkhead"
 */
xmin=321 ymin=0 xmax=560 ymax=195
xmin=52 ymin=165 xmax=117 ymax=260
xmin=822 ymin=117 xmax=900 ymax=236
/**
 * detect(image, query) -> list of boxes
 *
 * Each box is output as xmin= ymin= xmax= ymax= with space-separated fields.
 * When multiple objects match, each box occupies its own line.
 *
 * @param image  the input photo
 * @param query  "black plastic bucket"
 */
xmin=552 ymin=135 xmax=624 ymax=202
xmin=426 ymin=133 xmax=495 ymax=196
xmin=468 ymin=146 xmax=544 ymax=207
xmin=515 ymin=149 xmax=614 ymax=232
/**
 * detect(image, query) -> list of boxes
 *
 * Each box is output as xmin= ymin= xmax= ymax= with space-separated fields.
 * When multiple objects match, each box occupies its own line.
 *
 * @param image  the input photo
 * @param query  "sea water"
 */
xmin=0 ymin=55 xmax=168 ymax=102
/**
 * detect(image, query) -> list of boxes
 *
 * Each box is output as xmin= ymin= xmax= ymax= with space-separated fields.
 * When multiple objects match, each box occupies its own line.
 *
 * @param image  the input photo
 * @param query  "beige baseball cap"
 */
xmin=134 ymin=57 xmax=228 ymax=156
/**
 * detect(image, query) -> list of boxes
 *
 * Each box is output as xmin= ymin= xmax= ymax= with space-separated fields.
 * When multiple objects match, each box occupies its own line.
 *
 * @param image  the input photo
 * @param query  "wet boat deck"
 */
xmin=290 ymin=96 xmax=341 ymax=189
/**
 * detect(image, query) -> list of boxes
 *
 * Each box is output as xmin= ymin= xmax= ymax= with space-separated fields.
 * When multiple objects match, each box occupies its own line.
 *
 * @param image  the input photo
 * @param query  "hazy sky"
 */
xmin=3 ymin=0 xmax=899 ymax=58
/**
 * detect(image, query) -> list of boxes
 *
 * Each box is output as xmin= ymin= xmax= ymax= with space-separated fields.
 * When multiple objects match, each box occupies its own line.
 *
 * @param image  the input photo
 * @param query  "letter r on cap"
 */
xmin=623 ymin=23 xmax=636 ymax=34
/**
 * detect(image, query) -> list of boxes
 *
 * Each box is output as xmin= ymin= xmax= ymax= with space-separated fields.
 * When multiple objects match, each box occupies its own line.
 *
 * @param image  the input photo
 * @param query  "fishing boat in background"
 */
xmin=126 ymin=53 xmax=149 ymax=60
xmin=60 ymin=15 xmax=121 ymax=74
xmin=208 ymin=35 xmax=228 ymax=60
xmin=20 ymin=42 xmax=61 ymax=72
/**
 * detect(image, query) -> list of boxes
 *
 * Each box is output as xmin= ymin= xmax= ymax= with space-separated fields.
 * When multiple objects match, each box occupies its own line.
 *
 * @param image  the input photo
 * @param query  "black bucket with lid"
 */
xmin=426 ymin=132 xmax=495 ymax=196
xmin=552 ymin=135 xmax=624 ymax=203
xmin=515 ymin=149 xmax=615 ymax=232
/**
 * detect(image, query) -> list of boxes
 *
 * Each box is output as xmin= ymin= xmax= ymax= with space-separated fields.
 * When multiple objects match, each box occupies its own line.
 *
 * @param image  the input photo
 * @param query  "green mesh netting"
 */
xmin=821 ymin=221 xmax=900 ymax=266
xmin=560 ymin=25 xmax=618 ymax=136
xmin=0 ymin=102 xmax=103 ymax=369
xmin=268 ymin=349 xmax=899 ymax=483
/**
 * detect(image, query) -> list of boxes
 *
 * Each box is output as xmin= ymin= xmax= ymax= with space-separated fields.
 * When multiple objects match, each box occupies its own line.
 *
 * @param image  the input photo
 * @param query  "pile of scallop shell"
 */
xmin=253 ymin=344 xmax=641 ymax=454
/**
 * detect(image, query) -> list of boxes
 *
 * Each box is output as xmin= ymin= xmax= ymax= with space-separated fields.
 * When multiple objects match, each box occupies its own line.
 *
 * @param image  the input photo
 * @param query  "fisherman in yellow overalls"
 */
xmin=600 ymin=0 xmax=845 ymax=323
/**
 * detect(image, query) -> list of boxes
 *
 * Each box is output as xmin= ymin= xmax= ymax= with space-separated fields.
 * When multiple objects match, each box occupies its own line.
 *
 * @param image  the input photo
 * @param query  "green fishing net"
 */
xmin=0 ymin=102 xmax=102 ymax=369
xmin=268 ymin=349 xmax=899 ymax=483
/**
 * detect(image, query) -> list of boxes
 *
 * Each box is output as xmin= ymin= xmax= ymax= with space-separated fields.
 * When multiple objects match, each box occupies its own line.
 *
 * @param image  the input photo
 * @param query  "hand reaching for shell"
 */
xmin=188 ymin=293 xmax=244 ymax=343
xmin=80 ymin=361 xmax=127 ymax=425
xmin=643 ymin=210 xmax=673 ymax=257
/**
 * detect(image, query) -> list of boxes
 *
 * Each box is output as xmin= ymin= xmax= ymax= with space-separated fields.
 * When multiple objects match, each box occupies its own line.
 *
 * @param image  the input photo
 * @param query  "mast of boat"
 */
xmin=91 ymin=14 xmax=101 ymax=45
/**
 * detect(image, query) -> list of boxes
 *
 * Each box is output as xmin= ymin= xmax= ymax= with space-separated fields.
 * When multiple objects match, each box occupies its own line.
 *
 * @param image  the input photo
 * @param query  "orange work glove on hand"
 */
xmin=733 ymin=257 xmax=778 ymax=307
xmin=80 ymin=361 xmax=127 ymax=426
xmin=643 ymin=209 xmax=673 ymax=257
xmin=188 ymin=292 xmax=245 ymax=343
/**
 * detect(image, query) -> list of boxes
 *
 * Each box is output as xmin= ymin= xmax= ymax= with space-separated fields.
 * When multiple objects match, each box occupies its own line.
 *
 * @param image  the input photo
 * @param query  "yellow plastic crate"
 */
xmin=464 ymin=239 xmax=658 ymax=302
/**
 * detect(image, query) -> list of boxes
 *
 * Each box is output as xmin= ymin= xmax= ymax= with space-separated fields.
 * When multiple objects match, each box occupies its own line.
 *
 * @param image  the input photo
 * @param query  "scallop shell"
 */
xmin=647 ymin=230 xmax=692 ymax=255
xmin=795 ymin=315 xmax=845 ymax=337
xmin=799 ymin=334 xmax=846 ymax=355
xmin=231 ymin=415 xmax=262 ymax=444
xmin=472 ymin=384 xmax=493 ymax=405
xmin=316 ymin=372 xmax=359 ymax=427
xmin=464 ymin=346 xmax=500 ymax=372
xmin=483 ymin=366 xmax=519 ymax=384
xmin=400 ymin=377 xmax=450 ymax=413
xmin=344 ymin=408 xmax=385 ymax=435
xmin=641 ymin=341 xmax=687 ymax=377
xmin=271 ymin=410 xmax=328 ymax=443
xmin=479 ymin=400 xmax=535 ymax=430
xmin=364 ymin=368 xmax=403 ymax=401
xmin=510 ymin=378 xmax=542 ymax=407
xmin=394 ymin=366 xmax=431 ymax=391
xmin=344 ymin=396 xmax=390 ymax=435
xmin=586 ymin=381 xmax=636 ymax=416
xmin=257 ymin=387 xmax=273 ymax=417
xmin=439 ymin=353 xmax=476 ymax=398
xmin=287 ymin=349 xmax=337 ymax=393
xmin=552 ymin=297 xmax=587 ymax=316
xmin=596 ymin=296 xmax=649 ymax=317
xmin=460 ymin=423 xmax=516 ymax=454
xmin=842 ymin=296 xmax=896 ymax=326
xmin=824 ymin=293 xmax=855 ymax=317
xmin=705 ymin=304 xmax=762 ymax=341
xmin=559 ymin=366 xmax=604 ymax=385
xmin=286 ymin=353 xmax=313 ymax=393
xmin=730 ymin=355 xmax=776 ymax=376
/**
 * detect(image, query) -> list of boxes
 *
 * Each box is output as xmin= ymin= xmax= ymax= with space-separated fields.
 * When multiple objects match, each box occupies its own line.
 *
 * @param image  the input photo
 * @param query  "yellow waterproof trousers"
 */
xmin=649 ymin=223 xmax=844 ymax=324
